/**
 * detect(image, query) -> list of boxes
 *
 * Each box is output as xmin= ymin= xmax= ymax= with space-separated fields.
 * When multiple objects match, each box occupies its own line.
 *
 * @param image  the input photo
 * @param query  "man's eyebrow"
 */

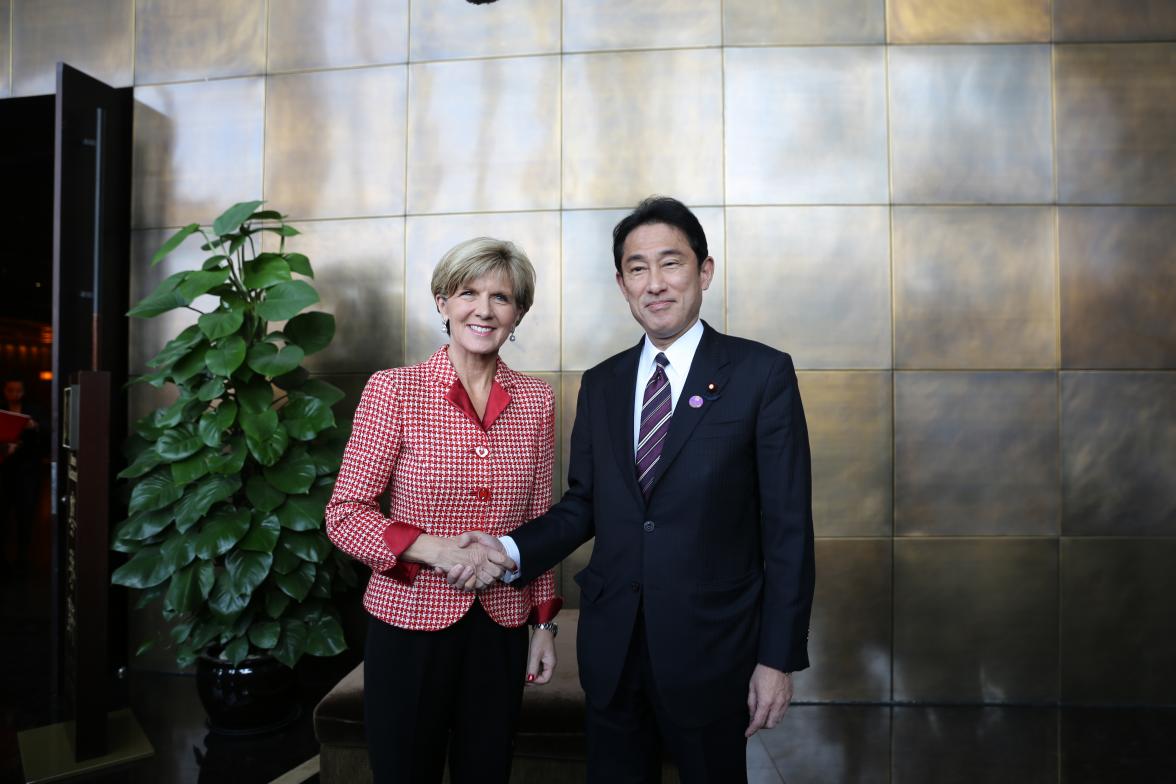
xmin=625 ymin=248 xmax=681 ymax=263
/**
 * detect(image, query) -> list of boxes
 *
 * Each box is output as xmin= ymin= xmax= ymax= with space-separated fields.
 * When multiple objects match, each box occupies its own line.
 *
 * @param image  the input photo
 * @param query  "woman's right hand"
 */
xmin=404 ymin=533 xmax=515 ymax=590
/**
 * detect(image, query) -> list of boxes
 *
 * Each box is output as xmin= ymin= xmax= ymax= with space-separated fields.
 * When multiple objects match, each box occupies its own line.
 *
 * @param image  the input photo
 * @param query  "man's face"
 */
xmin=3 ymin=381 xmax=23 ymax=405
xmin=615 ymin=222 xmax=713 ymax=350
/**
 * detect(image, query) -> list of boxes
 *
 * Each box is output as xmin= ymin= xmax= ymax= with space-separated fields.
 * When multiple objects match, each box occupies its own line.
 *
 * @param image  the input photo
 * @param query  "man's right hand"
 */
xmin=437 ymin=531 xmax=510 ymax=592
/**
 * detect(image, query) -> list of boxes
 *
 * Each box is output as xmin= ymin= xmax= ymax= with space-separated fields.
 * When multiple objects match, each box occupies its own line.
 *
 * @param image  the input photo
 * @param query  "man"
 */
xmin=452 ymin=197 xmax=815 ymax=783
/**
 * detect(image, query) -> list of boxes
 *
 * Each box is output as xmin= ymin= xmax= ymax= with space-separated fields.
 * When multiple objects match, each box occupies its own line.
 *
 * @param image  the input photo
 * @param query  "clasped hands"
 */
xmin=420 ymin=531 xmax=513 ymax=592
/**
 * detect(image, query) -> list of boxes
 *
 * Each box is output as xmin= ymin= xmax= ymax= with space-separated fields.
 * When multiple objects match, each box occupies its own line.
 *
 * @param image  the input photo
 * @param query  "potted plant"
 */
xmin=112 ymin=201 xmax=356 ymax=733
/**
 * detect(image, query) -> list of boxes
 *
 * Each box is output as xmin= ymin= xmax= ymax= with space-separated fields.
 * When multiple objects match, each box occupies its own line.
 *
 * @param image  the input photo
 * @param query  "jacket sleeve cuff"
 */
xmin=528 ymin=597 xmax=563 ymax=625
xmin=380 ymin=522 xmax=425 ymax=585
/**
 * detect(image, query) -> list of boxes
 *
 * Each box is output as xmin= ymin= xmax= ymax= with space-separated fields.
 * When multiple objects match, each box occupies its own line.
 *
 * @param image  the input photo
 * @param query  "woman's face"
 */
xmin=436 ymin=268 xmax=521 ymax=361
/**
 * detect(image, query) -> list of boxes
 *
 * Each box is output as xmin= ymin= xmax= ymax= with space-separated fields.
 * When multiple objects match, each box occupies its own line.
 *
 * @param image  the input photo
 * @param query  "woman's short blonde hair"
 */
xmin=431 ymin=237 xmax=536 ymax=320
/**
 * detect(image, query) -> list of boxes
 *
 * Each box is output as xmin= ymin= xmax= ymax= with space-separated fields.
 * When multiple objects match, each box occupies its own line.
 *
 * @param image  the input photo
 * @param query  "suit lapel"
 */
xmin=646 ymin=323 xmax=731 ymax=498
xmin=605 ymin=339 xmax=645 ymax=507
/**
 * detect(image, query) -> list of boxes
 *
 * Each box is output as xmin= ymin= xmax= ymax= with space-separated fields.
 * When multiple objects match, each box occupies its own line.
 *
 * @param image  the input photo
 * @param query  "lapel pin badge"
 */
xmin=688 ymin=395 xmax=704 ymax=409
xmin=701 ymin=382 xmax=721 ymax=402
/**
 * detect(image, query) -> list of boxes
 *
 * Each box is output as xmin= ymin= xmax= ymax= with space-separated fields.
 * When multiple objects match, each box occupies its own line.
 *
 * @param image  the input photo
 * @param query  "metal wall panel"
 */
xmin=11 ymin=0 xmax=133 ymax=97
xmin=560 ymin=207 xmax=725 ymax=371
xmin=267 ymin=0 xmax=408 ymax=73
xmin=261 ymin=218 xmax=406 ymax=375
xmin=893 ymin=207 xmax=1056 ymax=369
xmin=797 ymin=372 xmax=892 ymax=537
xmin=759 ymin=706 xmax=891 ymax=784
xmin=727 ymin=207 xmax=890 ymax=369
xmin=887 ymin=0 xmax=1050 ymax=43
xmin=1059 ymin=207 xmax=1176 ymax=369
xmin=404 ymin=211 xmax=561 ymax=371
xmin=893 ymin=538 xmax=1058 ymax=703
xmin=562 ymin=0 xmax=721 ymax=53
xmin=562 ymin=49 xmax=723 ymax=209
xmin=889 ymin=45 xmax=1053 ymax=204
xmin=1061 ymin=539 xmax=1176 ymax=704
xmin=723 ymin=0 xmax=885 ymax=45
xmin=409 ymin=0 xmax=559 ymax=62
xmin=135 ymin=0 xmax=265 ymax=85
xmin=1061 ymin=372 xmax=1176 ymax=536
xmin=1054 ymin=0 xmax=1176 ymax=42
xmin=795 ymin=539 xmax=891 ymax=702
xmin=264 ymin=67 xmax=407 ymax=220
xmin=0 ymin=0 xmax=10 ymax=97
xmin=724 ymin=47 xmax=888 ymax=205
xmin=1055 ymin=44 xmax=1176 ymax=205
xmin=132 ymin=77 xmax=265 ymax=229
xmin=894 ymin=372 xmax=1058 ymax=536
xmin=892 ymin=708 xmax=1057 ymax=784
xmin=407 ymin=56 xmax=560 ymax=215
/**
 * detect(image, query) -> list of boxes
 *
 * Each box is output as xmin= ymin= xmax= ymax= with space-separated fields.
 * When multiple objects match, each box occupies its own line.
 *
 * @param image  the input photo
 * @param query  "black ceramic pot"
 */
xmin=195 ymin=652 xmax=300 ymax=736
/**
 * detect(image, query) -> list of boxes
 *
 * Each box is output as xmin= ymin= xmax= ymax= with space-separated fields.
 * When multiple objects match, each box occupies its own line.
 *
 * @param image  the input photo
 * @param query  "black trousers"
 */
xmin=586 ymin=613 xmax=749 ymax=784
xmin=364 ymin=601 xmax=529 ymax=784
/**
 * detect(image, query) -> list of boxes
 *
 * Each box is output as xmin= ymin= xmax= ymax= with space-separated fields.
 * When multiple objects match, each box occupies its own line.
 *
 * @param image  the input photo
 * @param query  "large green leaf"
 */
xmin=271 ymin=618 xmax=308 ymax=668
xmin=111 ymin=546 xmax=174 ymax=589
xmin=255 ymin=280 xmax=319 ymax=321
xmin=173 ymin=474 xmax=242 ymax=532
xmin=128 ymin=271 xmax=190 ymax=317
xmin=209 ymin=571 xmax=251 ymax=619
xmin=284 ymin=253 xmax=312 ymax=278
xmin=151 ymin=223 xmax=200 ymax=266
xmin=156 ymin=426 xmax=202 ymax=461
xmin=243 ymin=254 xmax=292 ymax=289
xmin=205 ymin=336 xmax=246 ymax=377
xmin=245 ymin=475 xmax=286 ymax=514
xmin=226 ymin=550 xmax=273 ymax=595
xmin=280 ymin=531 xmax=333 ymax=563
xmin=171 ymin=345 xmax=209 ymax=383
xmin=147 ymin=324 xmax=205 ymax=369
xmin=310 ymin=566 xmax=332 ymax=598
xmin=194 ymin=376 xmax=226 ymax=402
xmin=222 ymin=636 xmax=250 ymax=667
xmin=202 ymin=254 xmax=230 ymax=271
xmin=177 ymin=268 xmax=230 ymax=301
xmin=213 ymin=200 xmax=265 ymax=236
xmin=275 ymin=485 xmax=330 ymax=532
xmin=305 ymin=614 xmax=346 ymax=657
xmin=283 ymin=312 xmax=334 ymax=356
xmin=114 ymin=507 xmax=174 ymax=542
xmin=128 ymin=472 xmax=184 ymax=515
xmin=246 ymin=341 xmax=304 ymax=379
xmin=239 ymin=512 xmax=281 ymax=553
xmin=236 ymin=376 xmax=274 ymax=413
xmin=197 ymin=401 xmax=237 ymax=447
xmin=207 ymin=435 xmax=248 ymax=475
xmin=307 ymin=442 xmax=343 ymax=476
xmin=239 ymin=406 xmax=279 ymax=440
xmin=197 ymin=301 xmax=245 ymax=340
xmin=275 ymin=560 xmax=315 ymax=601
xmin=298 ymin=379 xmax=345 ymax=407
xmin=246 ymin=424 xmax=289 ymax=467
xmin=248 ymin=619 xmax=281 ymax=650
xmin=154 ymin=394 xmax=194 ymax=428
xmin=171 ymin=448 xmax=212 ymax=485
xmin=164 ymin=563 xmax=205 ymax=614
xmin=159 ymin=531 xmax=197 ymax=572
xmin=118 ymin=446 xmax=163 ymax=479
xmin=193 ymin=506 xmax=251 ymax=559
xmin=263 ymin=451 xmax=316 ymax=494
xmin=272 ymin=543 xmax=300 ymax=574
xmin=281 ymin=396 xmax=334 ymax=441
xmin=265 ymin=588 xmax=291 ymax=619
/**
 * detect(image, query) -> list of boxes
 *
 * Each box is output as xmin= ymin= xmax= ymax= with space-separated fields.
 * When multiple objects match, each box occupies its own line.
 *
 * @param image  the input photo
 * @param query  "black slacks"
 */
xmin=364 ymin=601 xmax=529 ymax=784
xmin=586 ymin=612 xmax=749 ymax=784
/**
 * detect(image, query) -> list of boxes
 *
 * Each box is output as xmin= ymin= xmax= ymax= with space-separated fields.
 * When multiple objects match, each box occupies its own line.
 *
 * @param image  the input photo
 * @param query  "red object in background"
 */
xmin=0 ymin=409 xmax=32 ymax=443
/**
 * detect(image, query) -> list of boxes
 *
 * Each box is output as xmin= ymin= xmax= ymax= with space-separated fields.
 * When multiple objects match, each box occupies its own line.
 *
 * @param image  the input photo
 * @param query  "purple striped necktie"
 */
xmin=636 ymin=353 xmax=672 ymax=499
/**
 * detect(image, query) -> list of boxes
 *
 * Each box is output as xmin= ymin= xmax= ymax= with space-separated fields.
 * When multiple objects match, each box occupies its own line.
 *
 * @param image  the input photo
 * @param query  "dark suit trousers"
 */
xmin=364 ymin=602 xmax=529 ymax=784
xmin=586 ymin=610 xmax=749 ymax=784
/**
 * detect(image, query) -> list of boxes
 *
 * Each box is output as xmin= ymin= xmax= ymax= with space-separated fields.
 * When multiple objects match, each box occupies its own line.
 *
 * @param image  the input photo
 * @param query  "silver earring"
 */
xmin=509 ymin=331 xmax=517 ymax=342
xmin=441 ymin=319 xmax=449 ymax=335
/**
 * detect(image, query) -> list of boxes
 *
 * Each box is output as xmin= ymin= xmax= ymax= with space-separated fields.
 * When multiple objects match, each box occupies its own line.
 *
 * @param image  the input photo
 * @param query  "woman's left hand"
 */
xmin=526 ymin=628 xmax=557 ymax=685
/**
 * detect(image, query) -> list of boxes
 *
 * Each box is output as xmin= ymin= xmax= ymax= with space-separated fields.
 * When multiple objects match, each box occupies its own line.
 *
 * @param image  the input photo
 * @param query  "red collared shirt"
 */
xmin=325 ymin=347 xmax=561 ymax=630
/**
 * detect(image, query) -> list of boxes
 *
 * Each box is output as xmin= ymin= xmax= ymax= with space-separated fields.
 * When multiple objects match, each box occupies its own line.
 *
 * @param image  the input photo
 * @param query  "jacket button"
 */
xmin=476 ymin=488 xmax=491 ymax=502
xmin=630 ymin=581 xmax=640 ymax=592
xmin=643 ymin=520 xmax=655 ymax=533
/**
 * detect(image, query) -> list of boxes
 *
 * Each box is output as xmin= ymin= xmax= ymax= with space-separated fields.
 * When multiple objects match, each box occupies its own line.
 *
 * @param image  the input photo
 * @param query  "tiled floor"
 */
xmin=3 ymin=556 xmax=1176 ymax=783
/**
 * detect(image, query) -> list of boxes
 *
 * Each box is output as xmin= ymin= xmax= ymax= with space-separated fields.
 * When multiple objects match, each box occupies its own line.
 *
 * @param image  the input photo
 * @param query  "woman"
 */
xmin=324 ymin=238 xmax=561 ymax=784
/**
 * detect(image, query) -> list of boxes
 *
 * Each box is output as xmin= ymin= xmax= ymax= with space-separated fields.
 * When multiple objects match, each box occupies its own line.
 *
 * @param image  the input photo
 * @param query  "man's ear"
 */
xmin=699 ymin=256 xmax=715 ymax=291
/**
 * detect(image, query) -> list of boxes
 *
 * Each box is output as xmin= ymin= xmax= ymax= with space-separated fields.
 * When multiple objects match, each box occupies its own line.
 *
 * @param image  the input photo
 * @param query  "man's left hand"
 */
xmin=745 ymin=664 xmax=792 ymax=738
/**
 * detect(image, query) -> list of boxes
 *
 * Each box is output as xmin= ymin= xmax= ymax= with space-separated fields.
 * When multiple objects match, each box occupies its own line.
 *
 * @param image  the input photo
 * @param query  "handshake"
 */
xmin=417 ymin=531 xmax=515 ymax=592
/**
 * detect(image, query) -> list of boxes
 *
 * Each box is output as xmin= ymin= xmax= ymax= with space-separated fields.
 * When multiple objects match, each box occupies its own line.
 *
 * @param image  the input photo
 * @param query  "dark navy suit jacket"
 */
xmin=512 ymin=321 xmax=815 ymax=726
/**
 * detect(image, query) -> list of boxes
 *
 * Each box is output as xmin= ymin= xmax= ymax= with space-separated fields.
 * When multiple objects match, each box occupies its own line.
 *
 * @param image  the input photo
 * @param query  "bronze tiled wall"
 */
xmin=5 ymin=1 xmax=1173 ymax=704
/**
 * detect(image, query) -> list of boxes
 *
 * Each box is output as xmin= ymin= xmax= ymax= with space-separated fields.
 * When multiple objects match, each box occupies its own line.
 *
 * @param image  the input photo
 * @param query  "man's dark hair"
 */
xmin=612 ymin=196 xmax=709 ymax=273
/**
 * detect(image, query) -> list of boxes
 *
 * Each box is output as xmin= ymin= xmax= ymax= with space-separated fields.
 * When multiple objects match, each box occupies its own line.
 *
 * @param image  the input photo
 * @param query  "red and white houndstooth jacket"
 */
xmin=325 ymin=347 xmax=561 ymax=630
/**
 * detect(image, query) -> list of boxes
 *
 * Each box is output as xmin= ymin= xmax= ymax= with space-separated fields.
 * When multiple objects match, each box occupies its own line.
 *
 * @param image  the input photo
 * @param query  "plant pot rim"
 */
xmin=199 ymin=649 xmax=280 ymax=668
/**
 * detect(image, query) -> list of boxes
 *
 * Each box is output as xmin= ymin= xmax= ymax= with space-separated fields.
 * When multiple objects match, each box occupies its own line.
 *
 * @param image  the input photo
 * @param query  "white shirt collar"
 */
xmin=637 ymin=318 xmax=705 ymax=379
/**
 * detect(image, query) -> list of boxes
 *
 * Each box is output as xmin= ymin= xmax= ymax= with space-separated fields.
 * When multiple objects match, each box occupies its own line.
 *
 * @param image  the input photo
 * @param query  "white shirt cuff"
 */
xmin=498 ymin=535 xmax=521 ymax=583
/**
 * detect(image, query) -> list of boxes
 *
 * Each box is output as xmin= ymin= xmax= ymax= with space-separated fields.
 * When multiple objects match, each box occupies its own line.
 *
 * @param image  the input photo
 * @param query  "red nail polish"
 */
xmin=527 ymin=674 xmax=535 ymax=682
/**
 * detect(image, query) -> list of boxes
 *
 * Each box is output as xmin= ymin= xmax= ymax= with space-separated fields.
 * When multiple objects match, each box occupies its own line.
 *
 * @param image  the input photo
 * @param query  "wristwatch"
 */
xmin=532 ymin=621 xmax=558 ymax=637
